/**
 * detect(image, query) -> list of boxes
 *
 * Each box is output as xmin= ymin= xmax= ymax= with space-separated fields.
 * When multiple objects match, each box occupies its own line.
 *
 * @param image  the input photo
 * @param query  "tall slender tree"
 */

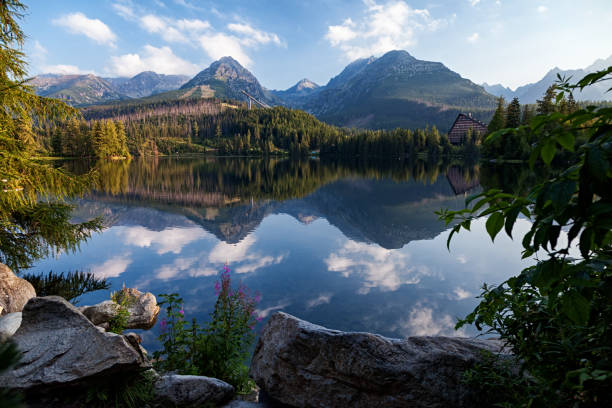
xmin=505 ymin=97 xmax=522 ymax=128
xmin=487 ymin=96 xmax=506 ymax=133
xmin=536 ymin=85 xmax=556 ymax=115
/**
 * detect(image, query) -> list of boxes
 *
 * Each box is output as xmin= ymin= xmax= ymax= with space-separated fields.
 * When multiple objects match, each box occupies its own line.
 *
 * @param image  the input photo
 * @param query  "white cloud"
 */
xmin=456 ymin=255 xmax=468 ymax=264
xmin=151 ymin=233 xmax=286 ymax=283
xmin=108 ymin=44 xmax=200 ymax=77
xmin=91 ymin=255 xmax=132 ymax=279
xmin=112 ymin=2 xmax=136 ymax=20
xmin=306 ymin=293 xmax=333 ymax=309
xmin=467 ymin=32 xmax=479 ymax=43
xmin=53 ymin=12 xmax=117 ymax=47
xmin=199 ymin=33 xmax=254 ymax=67
xmin=235 ymin=255 xmax=285 ymax=274
xmin=41 ymin=64 xmax=94 ymax=75
xmin=121 ymin=225 xmax=207 ymax=254
xmin=453 ymin=287 xmax=472 ymax=300
xmin=227 ymin=23 xmax=284 ymax=47
xmin=326 ymin=1 xmax=446 ymax=60
xmin=256 ymin=301 xmax=290 ymax=318
xmin=469 ymin=0 xmax=481 ymax=6
xmin=400 ymin=305 xmax=466 ymax=336
xmin=207 ymin=235 xmax=286 ymax=272
xmin=326 ymin=240 xmax=436 ymax=294
xmin=537 ymin=5 xmax=548 ymax=13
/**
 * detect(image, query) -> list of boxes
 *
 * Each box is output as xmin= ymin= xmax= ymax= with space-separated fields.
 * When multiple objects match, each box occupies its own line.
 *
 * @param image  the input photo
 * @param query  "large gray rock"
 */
xmin=153 ymin=374 xmax=234 ymax=407
xmin=0 ymin=263 xmax=36 ymax=315
xmin=79 ymin=287 xmax=160 ymax=330
xmin=250 ymin=312 xmax=505 ymax=408
xmin=0 ymin=296 xmax=149 ymax=389
xmin=0 ymin=312 xmax=22 ymax=340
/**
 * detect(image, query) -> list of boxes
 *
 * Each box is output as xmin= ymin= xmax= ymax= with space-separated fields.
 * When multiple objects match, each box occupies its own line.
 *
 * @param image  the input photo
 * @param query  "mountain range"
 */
xmin=482 ymin=55 xmax=612 ymax=103
xmin=30 ymin=71 xmax=189 ymax=105
xmin=31 ymin=51 xmax=612 ymax=131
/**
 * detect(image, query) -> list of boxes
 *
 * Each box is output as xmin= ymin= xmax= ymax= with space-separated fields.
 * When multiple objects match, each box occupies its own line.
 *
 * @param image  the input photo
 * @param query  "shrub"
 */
xmin=153 ymin=265 xmax=260 ymax=393
xmin=108 ymin=289 xmax=133 ymax=334
xmin=439 ymin=67 xmax=612 ymax=406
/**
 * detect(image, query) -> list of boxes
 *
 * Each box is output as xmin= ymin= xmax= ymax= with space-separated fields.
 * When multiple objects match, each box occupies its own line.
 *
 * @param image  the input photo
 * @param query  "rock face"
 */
xmin=153 ymin=374 xmax=234 ymax=407
xmin=0 ymin=296 xmax=149 ymax=389
xmin=0 ymin=312 xmax=22 ymax=339
xmin=250 ymin=312 xmax=505 ymax=408
xmin=0 ymin=263 xmax=36 ymax=316
xmin=79 ymin=287 xmax=160 ymax=330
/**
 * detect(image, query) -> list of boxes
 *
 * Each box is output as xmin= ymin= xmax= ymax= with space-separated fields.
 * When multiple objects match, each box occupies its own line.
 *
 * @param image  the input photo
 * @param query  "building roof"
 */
xmin=448 ymin=114 xmax=488 ymax=144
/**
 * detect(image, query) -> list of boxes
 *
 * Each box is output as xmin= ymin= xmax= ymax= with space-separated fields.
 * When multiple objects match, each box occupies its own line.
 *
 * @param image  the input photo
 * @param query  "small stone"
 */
xmin=79 ymin=288 xmax=160 ymax=330
xmin=0 ymin=312 xmax=22 ymax=340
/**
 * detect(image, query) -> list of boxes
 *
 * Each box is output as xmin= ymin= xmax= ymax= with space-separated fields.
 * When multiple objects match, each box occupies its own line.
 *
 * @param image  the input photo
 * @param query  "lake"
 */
xmin=30 ymin=157 xmax=533 ymax=350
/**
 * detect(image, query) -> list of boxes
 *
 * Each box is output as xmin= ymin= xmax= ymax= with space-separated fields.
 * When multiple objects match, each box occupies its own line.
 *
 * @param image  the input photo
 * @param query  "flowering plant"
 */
xmin=153 ymin=265 xmax=260 ymax=393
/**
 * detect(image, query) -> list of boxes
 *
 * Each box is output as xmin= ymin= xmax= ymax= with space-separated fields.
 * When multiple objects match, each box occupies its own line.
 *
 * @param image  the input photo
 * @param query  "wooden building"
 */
xmin=448 ymin=113 xmax=488 ymax=145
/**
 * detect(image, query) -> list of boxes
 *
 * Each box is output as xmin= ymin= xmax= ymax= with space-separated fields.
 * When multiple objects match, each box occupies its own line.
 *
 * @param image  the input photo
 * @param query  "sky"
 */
xmin=22 ymin=0 xmax=612 ymax=90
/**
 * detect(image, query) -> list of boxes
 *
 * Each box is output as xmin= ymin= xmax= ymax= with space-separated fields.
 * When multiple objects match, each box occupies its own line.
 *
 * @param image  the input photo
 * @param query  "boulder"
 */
xmin=0 ymin=296 xmax=149 ymax=389
xmin=250 ymin=312 xmax=506 ymax=408
xmin=0 ymin=263 xmax=36 ymax=315
xmin=79 ymin=288 xmax=160 ymax=330
xmin=153 ymin=374 xmax=234 ymax=407
xmin=0 ymin=311 xmax=22 ymax=340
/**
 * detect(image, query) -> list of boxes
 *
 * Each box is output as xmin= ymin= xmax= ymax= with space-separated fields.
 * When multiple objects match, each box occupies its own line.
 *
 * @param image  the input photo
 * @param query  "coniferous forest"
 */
xmin=38 ymin=99 xmax=477 ymax=158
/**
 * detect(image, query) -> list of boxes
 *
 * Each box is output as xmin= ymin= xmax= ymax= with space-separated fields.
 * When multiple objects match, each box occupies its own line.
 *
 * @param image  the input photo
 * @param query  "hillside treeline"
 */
xmin=52 ymin=99 xmax=478 ymax=158
xmin=40 ymin=118 xmax=130 ymax=159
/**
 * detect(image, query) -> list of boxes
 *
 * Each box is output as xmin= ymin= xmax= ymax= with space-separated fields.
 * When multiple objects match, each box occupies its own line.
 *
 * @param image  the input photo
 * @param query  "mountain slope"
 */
xmin=180 ymin=56 xmax=277 ymax=104
xmin=30 ymin=74 xmax=126 ymax=105
xmin=299 ymin=50 xmax=497 ymax=131
xmin=271 ymin=79 xmax=321 ymax=100
xmin=484 ymin=55 xmax=612 ymax=103
xmin=105 ymin=71 xmax=189 ymax=98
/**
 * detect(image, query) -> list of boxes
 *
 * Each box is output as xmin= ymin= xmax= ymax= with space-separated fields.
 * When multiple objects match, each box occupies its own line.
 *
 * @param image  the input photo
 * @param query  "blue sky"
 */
xmin=23 ymin=0 xmax=612 ymax=90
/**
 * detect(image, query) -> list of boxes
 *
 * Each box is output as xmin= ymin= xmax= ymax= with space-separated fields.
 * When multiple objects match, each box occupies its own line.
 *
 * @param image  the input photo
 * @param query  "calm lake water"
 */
xmin=31 ymin=157 xmax=534 ymax=350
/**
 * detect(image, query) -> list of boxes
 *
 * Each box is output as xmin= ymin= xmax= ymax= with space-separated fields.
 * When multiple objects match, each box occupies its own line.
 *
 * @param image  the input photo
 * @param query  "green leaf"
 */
xmin=561 ymin=290 xmax=590 ymax=325
xmin=485 ymin=212 xmax=504 ymax=242
xmin=504 ymin=206 xmax=521 ymax=238
xmin=555 ymin=131 xmax=575 ymax=151
xmin=541 ymin=141 xmax=556 ymax=165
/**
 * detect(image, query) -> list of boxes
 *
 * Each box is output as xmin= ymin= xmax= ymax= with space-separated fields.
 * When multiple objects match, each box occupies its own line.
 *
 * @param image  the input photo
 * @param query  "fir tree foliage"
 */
xmin=0 ymin=0 xmax=102 ymax=272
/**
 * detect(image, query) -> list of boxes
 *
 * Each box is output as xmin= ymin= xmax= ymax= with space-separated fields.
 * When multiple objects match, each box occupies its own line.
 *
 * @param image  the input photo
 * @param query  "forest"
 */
xmin=38 ymin=99 xmax=478 ymax=158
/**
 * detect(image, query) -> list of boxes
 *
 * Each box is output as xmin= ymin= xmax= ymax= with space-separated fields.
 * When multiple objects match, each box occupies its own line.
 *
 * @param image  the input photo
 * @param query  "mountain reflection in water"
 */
xmin=33 ymin=158 xmax=530 ymax=350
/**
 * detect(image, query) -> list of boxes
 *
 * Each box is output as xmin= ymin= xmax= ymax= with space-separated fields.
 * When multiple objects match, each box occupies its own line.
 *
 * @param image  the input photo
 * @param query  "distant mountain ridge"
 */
xmin=34 ymin=51 xmax=611 ymax=130
xmin=483 ymin=55 xmax=612 ymax=103
xmin=31 ymin=71 xmax=189 ymax=105
xmin=104 ymin=71 xmax=189 ymax=98
xmin=292 ymin=50 xmax=498 ymax=130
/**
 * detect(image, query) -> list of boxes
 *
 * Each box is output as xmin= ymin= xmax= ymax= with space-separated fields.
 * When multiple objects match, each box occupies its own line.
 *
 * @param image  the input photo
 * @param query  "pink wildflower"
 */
xmin=160 ymin=318 xmax=167 ymax=332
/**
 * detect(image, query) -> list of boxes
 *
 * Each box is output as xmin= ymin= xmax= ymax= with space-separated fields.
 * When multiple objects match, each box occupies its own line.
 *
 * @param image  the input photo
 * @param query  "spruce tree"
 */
xmin=536 ymin=86 xmax=556 ymax=115
xmin=488 ymin=96 xmax=506 ymax=133
xmin=521 ymin=105 xmax=535 ymax=125
xmin=505 ymin=97 xmax=521 ymax=128
xmin=0 ymin=0 xmax=101 ymax=271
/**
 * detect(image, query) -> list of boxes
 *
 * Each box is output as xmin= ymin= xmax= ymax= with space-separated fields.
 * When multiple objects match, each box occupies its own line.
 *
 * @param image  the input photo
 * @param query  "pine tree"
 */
xmin=0 ymin=0 xmax=101 ymax=272
xmin=521 ymin=105 xmax=535 ymax=125
xmin=536 ymin=86 xmax=556 ymax=115
xmin=505 ymin=97 xmax=521 ymax=128
xmin=488 ymin=97 xmax=506 ymax=133
xmin=567 ymin=93 xmax=578 ymax=113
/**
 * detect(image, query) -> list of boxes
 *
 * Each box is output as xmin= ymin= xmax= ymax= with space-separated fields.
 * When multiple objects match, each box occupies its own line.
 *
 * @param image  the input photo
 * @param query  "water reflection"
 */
xmin=30 ymin=158 xmax=535 ymax=350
